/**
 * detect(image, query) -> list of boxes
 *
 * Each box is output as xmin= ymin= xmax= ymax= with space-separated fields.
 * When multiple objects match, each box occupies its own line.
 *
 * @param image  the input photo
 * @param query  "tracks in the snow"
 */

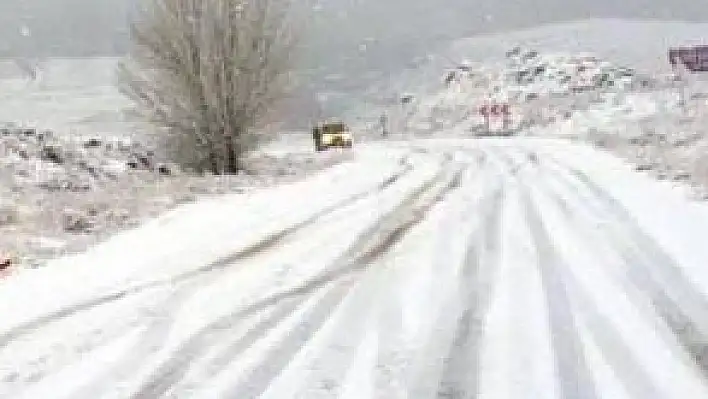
xmin=0 ymin=145 xmax=472 ymax=398
xmin=502 ymin=144 xmax=708 ymax=390
xmin=0 ymin=156 xmax=416 ymax=352
xmin=7 ymin=140 xmax=708 ymax=398
xmin=434 ymin=143 xmax=708 ymax=398
xmin=130 ymin=153 xmax=468 ymax=398
xmin=433 ymin=145 xmax=599 ymax=399
xmin=540 ymin=155 xmax=708 ymax=377
xmin=149 ymin=144 xmax=708 ymax=398
xmin=0 ymin=153 xmax=426 ymax=394
xmin=435 ymin=184 xmax=505 ymax=399
xmin=520 ymin=185 xmax=599 ymax=399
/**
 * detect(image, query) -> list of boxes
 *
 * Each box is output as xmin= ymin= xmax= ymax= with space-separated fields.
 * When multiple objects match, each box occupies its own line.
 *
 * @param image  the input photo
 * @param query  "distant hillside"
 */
xmin=442 ymin=19 xmax=708 ymax=74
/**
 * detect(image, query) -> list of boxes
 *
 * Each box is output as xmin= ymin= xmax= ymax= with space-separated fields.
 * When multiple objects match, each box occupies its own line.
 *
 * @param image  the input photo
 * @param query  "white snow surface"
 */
xmin=3 ymin=137 xmax=708 ymax=398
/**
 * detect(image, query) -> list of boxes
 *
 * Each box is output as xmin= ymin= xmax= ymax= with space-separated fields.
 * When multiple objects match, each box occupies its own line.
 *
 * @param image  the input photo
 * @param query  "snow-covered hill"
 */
xmin=380 ymin=19 xmax=708 ymax=199
xmin=445 ymin=19 xmax=708 ymax=74
xmin=368 ymin=19 xmax=708 ymax=112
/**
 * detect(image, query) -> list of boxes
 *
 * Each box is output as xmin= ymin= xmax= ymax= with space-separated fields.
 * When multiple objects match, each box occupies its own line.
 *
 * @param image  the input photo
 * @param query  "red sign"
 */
xmin=669 ymin=46 xmax=708 ymax=72
xmin=0 ymin=256 xmax=11 ymax=279
xmin=480 ymin=103 xmax=511 ymax=117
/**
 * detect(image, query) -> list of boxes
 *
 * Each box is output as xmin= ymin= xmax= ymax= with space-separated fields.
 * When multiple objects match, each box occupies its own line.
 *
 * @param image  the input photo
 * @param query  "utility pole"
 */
xmin=379 ymin=112 xmax=389 ymax=137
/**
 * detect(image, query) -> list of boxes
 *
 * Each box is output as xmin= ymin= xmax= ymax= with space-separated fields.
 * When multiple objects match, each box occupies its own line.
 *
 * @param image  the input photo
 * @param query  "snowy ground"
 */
xmin=2 ymin=138 xmax=708 ymax=398
xmin=0 ymin=58 xmax=348 ymax=269
xmin=0 ymin=125 xmax=347 ymax=269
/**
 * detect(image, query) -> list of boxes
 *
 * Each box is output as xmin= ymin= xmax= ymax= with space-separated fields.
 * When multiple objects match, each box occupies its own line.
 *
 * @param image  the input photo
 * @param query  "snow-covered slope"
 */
xmin=445 ymin=19 xmax=708 ymax=75
xmin=381 ymin=19 xmax=708 ymax=200
xmin=372 ymin=19 xmax=708 ymax=114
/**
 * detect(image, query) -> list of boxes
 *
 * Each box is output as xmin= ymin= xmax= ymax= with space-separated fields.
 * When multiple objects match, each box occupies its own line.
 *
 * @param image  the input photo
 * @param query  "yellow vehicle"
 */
xmin=312 ymin=121 xmax=353 ymax=151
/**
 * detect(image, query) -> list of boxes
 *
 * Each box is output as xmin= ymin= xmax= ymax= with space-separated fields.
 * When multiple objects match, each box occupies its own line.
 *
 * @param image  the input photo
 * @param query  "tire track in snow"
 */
xmin=127 ymin=159 xmax=467 ymax=398
xmin=0 ymin=156 xmax=416 ymax=352
xmin=136 ymin=163 xmax=465 ymax=398
xmin=365 ymin=154 xmax=491 ymax=399
xmin=260 ymin=154 xmax=489 ymax=399
xmin=206 ymin=164 xmax=468 ymax=399
xmin=226 ymin=165 xmax=469 ymax=399
xmin=527 ymin=166 xmax=666 ymax=399
xmin=63 ymin=153 xmax=452 ymax=398
xmin=231 ymin=256 xmax=383 ymax=399
xmin=520 ymin=184 xmax=599 ymax=399
xmin=436 ymin=184 xmax=505 ymax=399
xmin=0 ymin=155 xmax=422 ymax=394
xmin=543 ymin=158 xmax=708 ymax=376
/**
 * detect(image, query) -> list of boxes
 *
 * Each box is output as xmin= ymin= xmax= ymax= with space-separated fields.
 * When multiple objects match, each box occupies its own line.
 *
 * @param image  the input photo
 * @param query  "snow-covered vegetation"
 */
xmin=498 ymin=45 xmax=708 ymax=200
xmin=0 ymin=122 xmax=347 ymax=269
xmin=0 ymin=58 xmax=347 ymax=269
xmin=389 ymin=19 xmax=708 ymax=199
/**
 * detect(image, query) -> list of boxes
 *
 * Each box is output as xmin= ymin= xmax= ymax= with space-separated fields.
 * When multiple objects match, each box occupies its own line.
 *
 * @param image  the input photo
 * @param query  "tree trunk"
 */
xmin=225 ymin=137 xmax=239 ymax=174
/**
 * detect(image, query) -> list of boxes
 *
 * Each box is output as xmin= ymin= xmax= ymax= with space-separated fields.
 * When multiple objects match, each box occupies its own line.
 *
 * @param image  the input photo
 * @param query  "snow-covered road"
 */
xmin=3 ymin=137 xmax=708 ymax=398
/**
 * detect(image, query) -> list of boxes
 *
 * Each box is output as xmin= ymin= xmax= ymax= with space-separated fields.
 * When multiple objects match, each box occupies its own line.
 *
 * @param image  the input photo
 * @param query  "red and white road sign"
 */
xmin=479 ymin=101 xmax=513 ymax=134
xmin=480 ymin=103 xmax=511 ymax=117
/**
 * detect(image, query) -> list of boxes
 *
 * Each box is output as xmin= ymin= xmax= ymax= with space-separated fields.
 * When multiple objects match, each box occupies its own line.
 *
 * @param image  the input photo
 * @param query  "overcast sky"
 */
xmin=0 ymin=0 xmax=706 ymax=58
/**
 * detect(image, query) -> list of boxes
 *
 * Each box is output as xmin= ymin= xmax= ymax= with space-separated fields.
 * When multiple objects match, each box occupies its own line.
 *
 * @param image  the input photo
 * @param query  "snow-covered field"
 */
xmin=0 ymin=59 xmax=350 ymax=269
xmin=3 ymin=18 xmax=708 ymax=398
xmin=0 ymin=125 xmax=349 ymax=269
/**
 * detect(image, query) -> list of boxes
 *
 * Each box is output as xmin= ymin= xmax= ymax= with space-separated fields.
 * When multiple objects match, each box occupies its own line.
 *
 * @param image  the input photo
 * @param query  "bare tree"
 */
xmin=118 ymin=0 xmax=298 ymax=174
